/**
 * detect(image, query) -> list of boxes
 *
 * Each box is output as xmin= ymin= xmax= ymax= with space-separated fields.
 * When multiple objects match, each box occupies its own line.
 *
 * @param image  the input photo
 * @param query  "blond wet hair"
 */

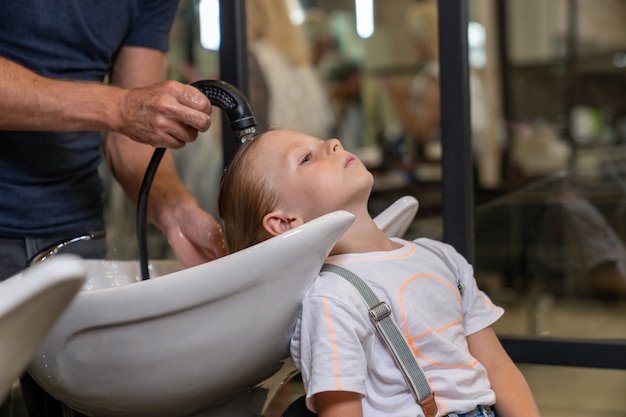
xmin=217 ymin=132 xmax=281 ymax=253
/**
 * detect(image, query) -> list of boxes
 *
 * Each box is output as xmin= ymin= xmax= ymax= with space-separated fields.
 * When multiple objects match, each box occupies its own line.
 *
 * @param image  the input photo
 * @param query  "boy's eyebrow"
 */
xmin=281 ymin=136 xmax=324 ymax=156
xmin=285 ymin=139 xmax=310 ymax=154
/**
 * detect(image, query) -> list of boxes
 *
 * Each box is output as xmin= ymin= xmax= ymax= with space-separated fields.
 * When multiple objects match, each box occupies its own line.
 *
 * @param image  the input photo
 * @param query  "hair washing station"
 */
xmin=25 ymin=196 xmax=418 ymax=417
xmin=29 ymin=210 xmax=353 ymax=417
xmin=16 ymin=81 xmax=420 ymax=416
xmin=0 ymin=256 xmax=85 ymax=403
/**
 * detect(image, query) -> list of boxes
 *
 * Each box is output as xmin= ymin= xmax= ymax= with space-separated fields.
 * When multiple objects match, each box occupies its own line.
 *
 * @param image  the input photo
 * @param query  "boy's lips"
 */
xmin=345 ymin=155 xmax=357 ymax=167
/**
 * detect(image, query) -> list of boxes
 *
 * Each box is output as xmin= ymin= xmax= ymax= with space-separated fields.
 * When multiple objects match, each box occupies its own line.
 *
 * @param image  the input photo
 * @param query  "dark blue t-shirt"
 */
xmin=0 ymin=0 xmax=179 ymax=236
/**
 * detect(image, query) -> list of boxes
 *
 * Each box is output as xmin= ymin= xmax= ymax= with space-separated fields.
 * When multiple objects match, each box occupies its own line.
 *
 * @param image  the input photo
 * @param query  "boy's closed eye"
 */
xmin=301 ymin=153 xmax=312 ymax=164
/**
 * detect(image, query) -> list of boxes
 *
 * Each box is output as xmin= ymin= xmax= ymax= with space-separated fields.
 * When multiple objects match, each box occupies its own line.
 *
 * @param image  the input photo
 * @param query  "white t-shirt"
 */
xmin=290 ymin=238 xmax=504 ymax=417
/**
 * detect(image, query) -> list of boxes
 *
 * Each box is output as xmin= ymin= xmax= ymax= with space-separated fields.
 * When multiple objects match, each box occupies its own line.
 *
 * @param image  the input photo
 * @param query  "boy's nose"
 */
xmin=326 ymin=138 xmax=342 ymax=154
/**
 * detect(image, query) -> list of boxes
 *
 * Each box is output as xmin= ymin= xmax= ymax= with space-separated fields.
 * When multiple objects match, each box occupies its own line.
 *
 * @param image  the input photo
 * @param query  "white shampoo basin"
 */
xmin=27 ymin=197 xmax=418 ymax=417
xmin=0 ymin=256 xmax=85 ymax=403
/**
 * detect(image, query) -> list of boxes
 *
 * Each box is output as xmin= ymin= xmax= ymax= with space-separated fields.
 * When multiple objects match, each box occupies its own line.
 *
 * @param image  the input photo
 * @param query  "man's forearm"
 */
xmin=0 ymin=56 xmax=122 ymax=132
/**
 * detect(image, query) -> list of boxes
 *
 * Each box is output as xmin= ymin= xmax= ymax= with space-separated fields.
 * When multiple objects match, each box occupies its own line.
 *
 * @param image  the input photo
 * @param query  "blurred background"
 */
xmin=101 ymin=1 xmax=626 ymax=415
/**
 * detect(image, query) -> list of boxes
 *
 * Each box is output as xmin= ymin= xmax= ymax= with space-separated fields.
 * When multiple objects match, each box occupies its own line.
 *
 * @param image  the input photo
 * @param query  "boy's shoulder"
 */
xmin=412 ymin=236 xmax=455 ymax=252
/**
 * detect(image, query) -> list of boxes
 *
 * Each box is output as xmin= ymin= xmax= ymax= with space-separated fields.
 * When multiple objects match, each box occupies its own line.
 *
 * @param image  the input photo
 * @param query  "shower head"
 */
xmin=190 ymin=79 xmax=257 ymax=143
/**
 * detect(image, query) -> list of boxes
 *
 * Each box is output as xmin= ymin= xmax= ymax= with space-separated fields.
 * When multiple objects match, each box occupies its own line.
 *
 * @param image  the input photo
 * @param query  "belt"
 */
xmin=446 ymin=404 xmax=494 ymax=417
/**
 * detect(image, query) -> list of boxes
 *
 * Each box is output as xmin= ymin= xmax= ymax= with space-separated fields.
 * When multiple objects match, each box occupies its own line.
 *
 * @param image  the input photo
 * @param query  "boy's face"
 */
xmin=256 ymin=129 xmax=374 ymax=223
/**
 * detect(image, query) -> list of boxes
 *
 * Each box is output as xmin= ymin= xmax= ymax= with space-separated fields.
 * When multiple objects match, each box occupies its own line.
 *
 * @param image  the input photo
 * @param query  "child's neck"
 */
xmin=330 ymin=215 xmax=402 ymax=256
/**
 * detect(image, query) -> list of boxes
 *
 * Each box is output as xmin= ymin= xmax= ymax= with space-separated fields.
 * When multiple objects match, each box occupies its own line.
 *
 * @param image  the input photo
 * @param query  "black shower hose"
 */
xmin=136 ymin=79 xmax=257 ymax=281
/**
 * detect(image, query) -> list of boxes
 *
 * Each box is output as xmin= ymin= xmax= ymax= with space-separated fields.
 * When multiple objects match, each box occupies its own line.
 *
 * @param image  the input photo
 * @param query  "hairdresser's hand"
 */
xmin=113 ymin=80 xmax=212 ymax=149
xmin=160 ymin=202 xmax=227 ymax=267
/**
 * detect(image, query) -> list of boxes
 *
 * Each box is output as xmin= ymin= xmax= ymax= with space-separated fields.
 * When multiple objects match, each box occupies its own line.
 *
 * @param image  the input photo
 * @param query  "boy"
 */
xmin=218 ymin=129 xmax=540 ymax=417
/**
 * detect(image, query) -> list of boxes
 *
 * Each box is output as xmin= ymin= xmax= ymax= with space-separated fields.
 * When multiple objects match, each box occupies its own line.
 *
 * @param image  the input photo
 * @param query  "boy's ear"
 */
xmin=262 ymin=210 xmax=305 ymax=236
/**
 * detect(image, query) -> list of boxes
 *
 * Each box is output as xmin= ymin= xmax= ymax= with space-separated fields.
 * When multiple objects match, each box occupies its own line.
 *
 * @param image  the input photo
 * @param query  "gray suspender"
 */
xmin=320 ymin=263 xmax=438 ymax=417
